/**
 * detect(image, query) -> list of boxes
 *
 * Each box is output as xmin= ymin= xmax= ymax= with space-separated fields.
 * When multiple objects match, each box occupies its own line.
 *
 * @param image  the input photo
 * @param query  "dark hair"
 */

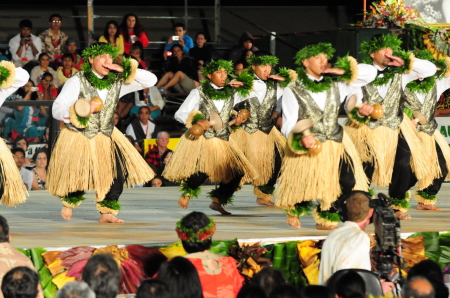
xmin=12 ymin=148 xmax=26 ymax=157
xmin=138 ymin=106 xmax=151 ymax=114
xmin=136 ymin=279 xmax=170 ymax=298
xmin=252 ymin=267 xmax=286 ymax=297
xmin=38 ymin=53 xmax=50 ymax=61
xmin=195 ymin=32 xmax=206 ymax=41
xmin=402 ymin=276 xmax=435 ymax=298
xmin=301 ymin=285 xmax=334 ymax=298
xmin=14 ymin=136 xmax=28 ymax=148
xmin=102 ymin=20 xmax=120 ymax=42
xmin=62 ymin=53 xmax=74 ymax=62
xmin=335 ymin=271 xmax=366 ymax=298
xmin=32 ymin=149 xmax=49 ymax=169
xmin=151 ymin=176 xmax=164 ymax=187
xmin=156 ymin=256 xmax=203 ymax=298
xmin=1 ymin=267 xmax=39 ymax=298
xmin=268 ymin=284 xmax=300 ymax=298
xmin=0 ymin=215 xmax=10 ymax=242
xmin=120 ymin=13 xmax=146 ymax=44
xmin=143 ymin=251 xmax=168 ymax=278
xmin=82 ymin=254 xmax=121 ymax=298
xmin=408 ymin=260 xmax=449 ymax=298
xmin=57 ymin=281 xmax=95 ymax=298
xmin=130 ymin=42 xmax=145 ymax=61
xmin=42 ymin=72 xmax=53 ymax=80
xmin=237 ymin=49 xmax=253 ymax=68
xmin=174 ymin=23 xmax=185 ymax=30
xmin=19 ymin=19 xmax=32 ymax=29
xmin=237 ymin=284 xmax=267 ymax=298
xmin=170 ymin=44 xmax=184 ymax=61
xmin=49 ymin=14 xmax=62 ymax=22
xmin=180 ymin=211 xmax=212 ymax=253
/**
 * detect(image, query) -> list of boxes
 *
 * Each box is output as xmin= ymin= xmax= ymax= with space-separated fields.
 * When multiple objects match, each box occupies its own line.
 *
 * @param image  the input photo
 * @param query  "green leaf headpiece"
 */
xmin=413 ymin=49 xmax=446 ymax=78
xmin=82 ymin=43 xmax=119 ymax=60
xmin=201 ymin=59 xmax=233 ymax=77
xmin=360 ymin=34 xmax=402 ymax=55
xmin=247 ymin=55 xmax=279 ymax=66
xmin=176 ymin=215 xmax=216 ymax=242
xmin=294 ymin=43 xmax=335 ymax=66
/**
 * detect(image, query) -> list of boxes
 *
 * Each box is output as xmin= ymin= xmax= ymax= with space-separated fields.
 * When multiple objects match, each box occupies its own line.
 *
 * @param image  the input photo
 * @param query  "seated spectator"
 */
xmin=126 ymin=106 xmax=155 ymax=143
xmin=82 ymin=254 xmax=120 ymax=298
xmin=136 ymin=280 xmax=169 ymax=298
xmin=228 ymin=32 xmax=259 ymax=64
xmin=63 ymin=38 xmax=83 ymax=71
xmin=1 ymin=267 xmax=40 ymax=298
xmin=99 ymin=21 xmax=124 ymax=55
xmin=124 ymin=134 xmax=143 ymax=154
xmin=146 ymin=86 xmax=166 ymax=119
xmin=144 ymin=131 xmax=171 ymax=173
xmin=56 ymin=282 xmax=95 ymax=298
xmin=120 ymin=13 xmax=149 ymax=55
xmin=300 ymin=285 xmax=334 ymax=298
xmin=14 ymin=137 xmax=34 ymax=166
xmin=156 ymin=44 xmax=199 ymax=94
xmin=37 ymin=72 xmax=58 ymax=100
xmin=0 ymin=215 xmax=37 ymax=298
xmin=56 ymin=53 xmax=78 ymax=88
xmin=268 ymin=284 xmax=300 ymax=298
xmin=402 ymin=276 xmax=435 ymax=298
xmin=408 ymin=260 xmax=449 ymax=298
xmin=130 ymin=42 xmax=147 ymax=69
xmin=177 ymin=211 xmax=244 ymax=297
xmin=237 ymin=285 xmax=267 ymax=298
xmin=30 ymin=53 xmax=58 ymax=88
xmin=252 ymin=268 xmax=285 ymax=297
xmin=12 ymin=148 xmax=33 ymax=191
xmin=234 ymin=49 xmax=253 ymax=75
xmin=156 ymin=256 xmax=203 ymax=298
xmin=9 ymin=19 xmax=41 ymax=68
xmin=334 ymin=271 xmax=366 ymax=298
xmin=150 ymin=176 xmax=163 ymax=187
xmin=31 ymin=149 xmax=48 ymax=190
xmin=164 ymin=23 xmax=194 ymax=56
xmin=189 ymin=32 xmax=212 ymax=81
xmin=38 ymin=14 xmax=68 ymax=64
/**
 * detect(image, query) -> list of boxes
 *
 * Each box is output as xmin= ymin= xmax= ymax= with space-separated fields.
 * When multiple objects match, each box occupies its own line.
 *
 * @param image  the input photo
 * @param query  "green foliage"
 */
xmin=349 ymin=108 xmax=370 ymax=124
xmin=290 ymin=132 xmax=308 ymax=153
xmin=180 ymin=181 xmax=201 ymax=199
xmin=390 ymin=197 xmax=411 ymax=209
xmin=360 ymin=34 xmax=402 ymax=54
xmin=82 ymin=43 xmax=119 ymax=60
xmin=201 ymin=80 xmax=233 ymax=100
xmin=201 ymin=59 xmax=233 ymax=77
xmin=296 ymin=67 xmax=333 ymax=93
xmin=119 ymin=56 xmax=132 ymax=81
xmin=257 ymin=185 xmax=275 ymax=195
xmin=334 ymin=55 xmax=353 ymax=82
xmin=0 ymin=66 xmax=11 ymax=86
xmin=316 ymin=207 xmax=341 ymax=222
xmin=285 ymin=202 xmax=313 ymax=217
xmin=76 ymin=115 xmax=90 ymax=126
xmin=232 ymin=71 xmax=254 ymax=98
xmin=278 ymin=67 xmax=293 ymax=88
xmin=247 ymin=55 xmax=279 ymax=66
xmin=294 ymin=43 xmax=335 ymax=65
xmin=208 ymin=187 xmax=234 ymax=205
xmin=192 ymin=113 xmax=205 ymax=125
xmin=98 ymin=200 xmax=122 ymax=211
xmin=81 ymin=63 xmax=116 ymax=90
xmin=416 ymin=191 xmax=437 ymax=201
xmin=61 ymin=194 xmax=86 ymax=206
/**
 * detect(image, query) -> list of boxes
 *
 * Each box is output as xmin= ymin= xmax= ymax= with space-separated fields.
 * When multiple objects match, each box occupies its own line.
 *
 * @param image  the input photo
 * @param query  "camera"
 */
xmin=25 ymin=38 xmax=30 ymax=41
xmin=172 ymin=36 xmax=179 ymax=41
xmin=31 ymin=87 xmax=38 ymax=92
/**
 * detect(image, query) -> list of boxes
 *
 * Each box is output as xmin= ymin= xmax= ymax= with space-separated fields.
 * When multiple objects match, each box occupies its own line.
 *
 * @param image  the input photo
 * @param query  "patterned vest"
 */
xmin=403 ymin=85 xmax=438 ymax=136
xmin=290 ymin=80 xmax=343 ymax=143
xmin=197 ymin=85 xmax=235 ymax=141
xmin=363 ymin=73 xmax=404 ymax=130
xmin=233 ymin=82 xmax=278 ymax=134
xmin=68 ymin=72 xmax=123 ymax=139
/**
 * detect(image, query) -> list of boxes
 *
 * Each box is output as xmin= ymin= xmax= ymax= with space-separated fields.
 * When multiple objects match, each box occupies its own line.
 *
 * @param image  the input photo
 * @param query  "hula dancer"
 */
xmin=0 ymin=61 xmax=29 ymax=206
xmin=402 ymin=49 xmax=450 ymax=210
xmin=48 ymin=43 xmax=157 ymax=223
xmin=345 ymin=35 xmax=436 ymax=220
xmin=163 ymin=60 xmax=257 ymax=215
xmin=276 ymin=43 xmax=376 ymax=229
xmin=231 ymin=51 xmax=293 ymax=206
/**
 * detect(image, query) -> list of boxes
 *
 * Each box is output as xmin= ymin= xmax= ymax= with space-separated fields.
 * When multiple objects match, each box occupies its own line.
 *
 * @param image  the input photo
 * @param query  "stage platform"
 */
xmin=2 ymin=184 xmax=450 ymax=249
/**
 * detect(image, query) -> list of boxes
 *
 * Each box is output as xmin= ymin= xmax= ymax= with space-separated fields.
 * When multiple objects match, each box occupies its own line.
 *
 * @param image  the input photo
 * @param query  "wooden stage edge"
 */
xmin=1 ymin=184 xmax=449 ymax=250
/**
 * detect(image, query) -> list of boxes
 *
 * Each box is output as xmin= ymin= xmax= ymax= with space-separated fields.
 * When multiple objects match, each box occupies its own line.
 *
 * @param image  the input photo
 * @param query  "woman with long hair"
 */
xmin=30 ymin=53 xmax=59 ymax=88
xmin=119 ymin=13 xmax=149 ymax=54
xmin=31 ymin=149 xmax=49 ymax=190
xmin=99 ymin=20 xmax=124 ymax=55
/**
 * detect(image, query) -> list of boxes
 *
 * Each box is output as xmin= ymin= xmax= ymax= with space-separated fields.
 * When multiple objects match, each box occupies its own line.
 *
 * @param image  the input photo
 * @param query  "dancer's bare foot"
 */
xmin=256 ymin=197 xmax=275 ymax=206
xmin=395 ymin=211 xmax=411 ymax=220
xmin=287 ymin=215 xmax=301 ymax=229
xmin=178 ymin=195 xmax=190 ymax=209
xmin=209 ymin=202 xmax=231 ymax=215
xmin=99 ymin=214 xmax=124 ymax=223
xmin=417 ymin=203 xmax=441 ymax=211
xmin=316 ymin=224 xmax=339 ymax=230
xmin=61 ymin=207 xmax=73 ymax=220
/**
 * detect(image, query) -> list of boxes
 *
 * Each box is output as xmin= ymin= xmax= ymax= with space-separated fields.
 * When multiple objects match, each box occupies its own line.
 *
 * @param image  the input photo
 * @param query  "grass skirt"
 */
xmin=275 ymin=132 xmax=368 ymax=211
xmin=0 ymin=138 xmax=27 ymax=206
xmin=163 ymin=133 xmax=258 ymax=184
xmin=230 ymin=127 xmax=285 ymax=185
xmin=48 ymin=127 xmax=154 ymax=201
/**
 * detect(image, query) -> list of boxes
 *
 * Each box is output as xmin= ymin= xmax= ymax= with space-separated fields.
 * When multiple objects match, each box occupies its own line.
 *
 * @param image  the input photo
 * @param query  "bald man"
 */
xmin=402 ymin=277 xmax=435 ymax=298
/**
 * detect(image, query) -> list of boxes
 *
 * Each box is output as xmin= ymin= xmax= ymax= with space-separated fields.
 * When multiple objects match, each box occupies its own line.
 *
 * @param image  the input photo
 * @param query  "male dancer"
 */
xmin=163 ymin=60 xmax=256 ymax=215
xmin=48 ymin=43 xmax=157 ymax=223
xmin=231 ymin=51 xmax=292 ymax=206
xmin=276 ymin=43 xmax=377 ymax=229
xmin=402 ymin=49 xmax=450 ymax=210
xmin=345 ymin=35 xmax=436 ymax=220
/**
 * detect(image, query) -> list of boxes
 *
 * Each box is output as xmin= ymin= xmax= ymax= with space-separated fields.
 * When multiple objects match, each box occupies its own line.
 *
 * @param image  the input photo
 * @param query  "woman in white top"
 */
xmin=30 ymin=53 xmax=58 ymax=88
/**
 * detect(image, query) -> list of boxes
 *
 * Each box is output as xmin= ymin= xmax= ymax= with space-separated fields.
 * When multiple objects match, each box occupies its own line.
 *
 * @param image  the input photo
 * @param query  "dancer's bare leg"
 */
xmin=209 ymin=202 xmax=231 ymax=215
xmin=395 ymin=211 xmax=411 ymax=220
xmin=61 ymin=207 xmax=73 ymax=220
xmin=286 ymin=215 xmax=301 ymax=229
xmin=99 ymin=213 xmax=124 ymax=223
xmin=417 ymin=203 xmax=442 ymax=210
xmin=316 ymin=224 xmax=338 ymax=230
xmin=178 ymin=195 xmax=190 ymax=209
xmin=256 ymin=197 xmax=275 ymax=206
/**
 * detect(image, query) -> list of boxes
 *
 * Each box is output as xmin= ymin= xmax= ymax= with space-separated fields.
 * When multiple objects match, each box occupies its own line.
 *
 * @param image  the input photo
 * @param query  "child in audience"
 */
xmin=56 ymin=53 xmax=78 ymax=88
xmin=36 ymin=72 xmax=57 ymax=100
xmin=130 ymin=43 xmax=146 ymax=70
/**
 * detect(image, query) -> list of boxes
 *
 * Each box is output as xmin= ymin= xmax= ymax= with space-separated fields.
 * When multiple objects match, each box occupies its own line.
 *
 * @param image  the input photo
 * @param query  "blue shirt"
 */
xmin=164 ymin=34 xmax=194 ymax=54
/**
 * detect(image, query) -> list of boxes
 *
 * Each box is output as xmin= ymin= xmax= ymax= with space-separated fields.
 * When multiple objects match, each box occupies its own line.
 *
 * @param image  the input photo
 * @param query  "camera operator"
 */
xmin=318 ymin=191 xmax=395 ymax=295
xmin=9 ymin=19 xmax=42 ymax=68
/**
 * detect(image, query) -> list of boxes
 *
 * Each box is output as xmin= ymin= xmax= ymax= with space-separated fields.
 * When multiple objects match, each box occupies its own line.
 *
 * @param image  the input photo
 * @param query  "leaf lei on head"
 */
xmin=360 ymin=34 xmax=402 ymax=55
xmin=176 ymin=216 xmax=216 ymax=242
xmin=201 ymin=59 xmax=233 ymax=77
xmin=81 ymin=43 xmax=119 ymax=61
xmin=294 ymin=43 xmax=335 ymax=65
xmin=81 ymin=62 xmax=116 ymax=90
xmin=201 ymin=80 xmax=233 ymax=100
xmin=247 ymin=55 xmax=279 ymax=66
xmin=296 ymin=67 xmax=333 ymax=93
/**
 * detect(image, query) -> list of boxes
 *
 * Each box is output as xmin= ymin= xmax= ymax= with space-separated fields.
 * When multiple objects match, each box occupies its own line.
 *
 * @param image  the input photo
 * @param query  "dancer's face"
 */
xmin=89 ymin=54 xmax=113 ymax=77
xmin=302 ymin=53 xmax=328 ymax=79
xmin=370 ymin=47 xmax=393 ymax=69
xmin=252 ymin=64 xmax=272 ymax=81
xmin=207 ymin=68 xmax=228 ymax=87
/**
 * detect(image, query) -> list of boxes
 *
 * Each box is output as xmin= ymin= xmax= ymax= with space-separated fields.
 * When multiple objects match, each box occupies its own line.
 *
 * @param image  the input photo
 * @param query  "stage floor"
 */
xmin=2 ymin=184 xmax=450 ymax=249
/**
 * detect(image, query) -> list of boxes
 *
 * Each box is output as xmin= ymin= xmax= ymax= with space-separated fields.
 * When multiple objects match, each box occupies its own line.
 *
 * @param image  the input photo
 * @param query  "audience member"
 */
xmin=136 ymin=280 xmax=170 ymax=298
xmin=9 ymin=19 xmax=41 ymax=68
xmin=12 ymin=148 xmax=33 ymax=191
xmin=99 ymin=21 xmax=124 ymax=55
xmin=56 ymin=53 xmax=78 ymax=88
xmin=146 ymin=86 xmax=166 ymax=119
xmin=164 ymin=23 xmax=194 ymax=56
xmin=237 ymin=285 xmax=267 ymax=298
xmin=334 ymin=271 xmax=366 ymax=298
xmin=156 ymin=256 xmax=203 ymax=298
xmin=234 ymin=49 xmax=253 ymax=73
xmin=143 ymin=251 xmax=168 ymax=279
xmin=228 ymin=31 xmax=259 ymax=64
xmin=252 ymin=268 xmax=285 ymax=297
xmin=189 ymin=32 xmax=212 ymax=80
xmin=144 ymin=131 xmax=171 ymax=173
xmin=130 ymin=42 xmax=147 ymax=69
xmin=63 ymin=38 xmax=83 ymax=71
xmin=38 ymin=14 xmax=68 ymax=63
xmin=1 ymin=267 xmax=40 ymax=298
xmin=402 ymin=276 xmax=435 ymax=298
xmin=116 ymin=55 xmax=137 ymax=119
xmin=150 ymin=176 xmax=163 ymax=187
xmin=30 ymin=53 xmax=58 ymax=88
xmin=157 ymin=44 xmax=198 ymax=94
xmin=124 ymin=134 xmax=143 ymax=153
xmin=300 ymin=285 xmax=334 ymax=298
xmin=31 ymin=149 xmax=48 ymax=190
xmin=0 ymin=215 xmax=36 ymax=298
xmin=119 ymin=13 xmax=149 ymax=54
xmin=126 ymin=106 xmax=155 ymax=146
xmin=36 ymin=72 xmax=58 ymax=100
xmin=177 ymin=211 xmax=244 ymax=298
xmin=56 ymin=282 xmax=95 ymax=298
xmin=268 ymin=284 xmax=300 ymax=298
xmin=82 ymin=254 xmax=120 ymax=298
xmin=408 ymin=260 xmax=449 ymax=298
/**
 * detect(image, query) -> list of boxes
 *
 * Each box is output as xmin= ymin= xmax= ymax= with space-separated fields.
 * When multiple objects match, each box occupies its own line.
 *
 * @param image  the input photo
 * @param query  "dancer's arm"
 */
xmin=0 ymin=67 xmax=30 ymax=104
xmin=281 ymin=86 xmax=300 ymax=138
xmin=402 ymin=58 xmax=436 ymax=89
xmin=52 ymin=75 xmax=80 ymax=122
xmin=119 ymin=69 xmax=157 ymax=97
xmin=174 ymin=89 xmax=200 ymax=124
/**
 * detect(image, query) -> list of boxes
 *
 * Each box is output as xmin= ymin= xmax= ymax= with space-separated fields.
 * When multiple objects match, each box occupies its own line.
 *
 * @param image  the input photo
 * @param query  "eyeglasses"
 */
xmin=51 ymin=20 xmax=62 ymax=23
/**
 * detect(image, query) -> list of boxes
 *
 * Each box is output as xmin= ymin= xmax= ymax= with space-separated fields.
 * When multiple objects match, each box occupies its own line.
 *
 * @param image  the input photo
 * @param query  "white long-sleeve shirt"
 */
xmin=234 ymin=76 xmax=284 ymax=110
xmin=0 ymin=68 xmax=30 ymax=104
xmin=414 ymin=76 xmax=450 ymax=104
xmin=53 ymin=69 xmax=157 ymax=122
xmin=281 ymin=64 xmax=377 ymax=138
xmin=9 ymin=34 xmax=42 ymax=62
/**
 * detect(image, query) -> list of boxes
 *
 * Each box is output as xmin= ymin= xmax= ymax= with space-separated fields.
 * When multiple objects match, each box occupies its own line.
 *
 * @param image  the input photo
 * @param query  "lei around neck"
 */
xmin=81 ymin=62 xmax=116 ymax=90
xmin=201 ymin=80 xmax=233 ymax=100
xmin=296 ymin=68 xmax=332 ymax=93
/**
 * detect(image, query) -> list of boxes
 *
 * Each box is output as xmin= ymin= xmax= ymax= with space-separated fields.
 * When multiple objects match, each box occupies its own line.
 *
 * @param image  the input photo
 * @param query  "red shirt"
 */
xmin=122 ymin=30 xmax=149 ymax=54
xmin=37 ymin=82 xmax=58 ymax=98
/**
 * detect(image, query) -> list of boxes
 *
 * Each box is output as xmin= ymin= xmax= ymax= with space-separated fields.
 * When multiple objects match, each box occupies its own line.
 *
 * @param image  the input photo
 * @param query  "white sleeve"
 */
xmin=30 ymin=67 xmax=40 ymax=86
xmin=52 ymin=75 xmax=81 ymax=122
xmin=174 ymin=89 xmax=200 ymax=124
xmin=125 ymin=124 xmax=136 ymax=139
xmin=339 ymin=64 xmax=377 ymax=101
xmin=402 ymin=58 xmax=437 ymax=89
xmin=34 ymin=36 xmax=42 ymax=60
xmin=119 ymin=70 xmax=157 ymax=98
xmin=0 ymin=68 xmax=30 ymax=105
xmin=281 ymin=86 xmax=299 ymax=138
xmin=149 ymin=86 xmax=166 ymax=109
xmin=9 ymin=36 xmax=20 ymax=61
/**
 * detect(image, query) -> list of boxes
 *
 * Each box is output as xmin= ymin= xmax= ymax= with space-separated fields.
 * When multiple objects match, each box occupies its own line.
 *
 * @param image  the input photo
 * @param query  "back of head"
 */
xmin=237 ymin=284 xmax=267 ymax=298
xmin=402 ymin=276 xmax=435 ymax=298
xmin=0 ymin=215 xmax=9 ymax=242
xmin=301 ymin=285 xmax=334 ymax=298
xmin=1 ymin=266 xmax=39 ymax=298
xmin=344 ymin=192 xmax=371 ymax=222
xmin=81 ymin=254 xmax=120 ymax=298
xmin=252 ymin=267 xmax=286 ymax=297
xmin=269 ymin=284 xmax=300 ymax=298
xmin=156 ymin=256 xmax=202 ymax=298
xmin=408 ymin=260 xmax=442 ymax=283
xmin=335 ymin=271 xmax=366 ymax=298
xmin=177 ymin=211 xmax=214 ymax=253
xmin=143 ymin=251 xmax=168 ymax=278
xmin=56 ymin=282 xmax=95 ymax=298
xmin=136 ymin=279 xmax=170 ymax=298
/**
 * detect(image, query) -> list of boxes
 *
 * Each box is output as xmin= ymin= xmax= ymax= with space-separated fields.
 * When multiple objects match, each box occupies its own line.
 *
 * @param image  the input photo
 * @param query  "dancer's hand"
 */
xmin=197 ymin=119 xmax=211 ymax=129
xmin=359 ymin=101 xmax=374 ymax=116
xmin=301 ymin=134 xmax=316 ymax=149
xmin=103 ymin=63 xmax=123 ymax=73
xmin=385 ymin=54 xmax=404 ymax=67
xmin=268 ymin=75 xmax=285 ymax=81
xmin=229 ymin=81 xmax=243 ymax=88
xmin=234 ymin=114 xmax=247 ymax=126
xmin=322 ymin=68 xmax=345 ymax=75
